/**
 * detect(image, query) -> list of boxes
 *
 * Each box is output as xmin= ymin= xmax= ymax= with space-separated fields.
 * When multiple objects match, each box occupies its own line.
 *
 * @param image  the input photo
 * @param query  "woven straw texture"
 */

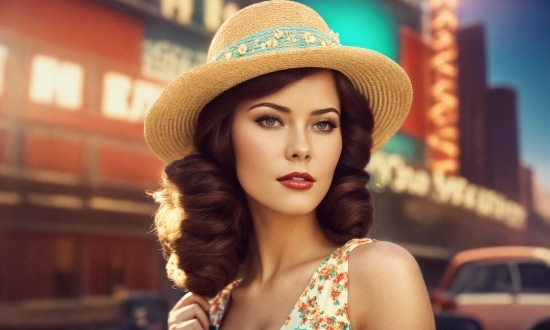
xmin=144 ymin=0 xmax=412 ymax=163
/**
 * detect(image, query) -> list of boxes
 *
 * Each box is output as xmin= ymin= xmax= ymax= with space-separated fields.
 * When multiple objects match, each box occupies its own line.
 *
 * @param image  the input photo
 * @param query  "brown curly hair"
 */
xmin=153 ymin=68 xmax=375 ymax=297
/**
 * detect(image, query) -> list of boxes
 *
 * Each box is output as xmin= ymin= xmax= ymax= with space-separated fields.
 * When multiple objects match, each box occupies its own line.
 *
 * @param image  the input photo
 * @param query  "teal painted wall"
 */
xmin=298 ymin=0 xmax=400 ymax=60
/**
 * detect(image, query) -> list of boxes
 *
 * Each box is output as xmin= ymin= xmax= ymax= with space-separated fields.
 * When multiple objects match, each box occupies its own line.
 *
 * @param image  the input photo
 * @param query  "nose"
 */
xmin=285 ymin=128 xmax=311 ymax=161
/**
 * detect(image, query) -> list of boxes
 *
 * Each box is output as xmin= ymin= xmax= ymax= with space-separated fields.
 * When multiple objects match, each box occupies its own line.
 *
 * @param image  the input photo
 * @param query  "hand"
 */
xmin=168 ymin=292 xmax=211 ymax=330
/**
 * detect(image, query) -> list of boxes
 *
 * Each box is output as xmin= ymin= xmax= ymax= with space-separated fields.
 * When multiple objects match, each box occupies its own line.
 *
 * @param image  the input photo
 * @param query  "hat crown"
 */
xmin=207 ymin=0 xmax=330 ymax=61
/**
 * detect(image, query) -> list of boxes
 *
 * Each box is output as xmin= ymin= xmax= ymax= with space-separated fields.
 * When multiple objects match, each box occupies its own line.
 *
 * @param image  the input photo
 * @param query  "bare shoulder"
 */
xmin=349 ymin=240 xmax=419 ymax=274
xmin=348 ymin=241 xmax=435 ymax=330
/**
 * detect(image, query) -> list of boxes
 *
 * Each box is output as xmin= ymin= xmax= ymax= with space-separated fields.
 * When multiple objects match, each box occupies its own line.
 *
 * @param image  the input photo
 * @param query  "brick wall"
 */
xmin=0 ymin=0 xmax=142 ymax=64
xmin=0 ymin=0 xmax=170 ymax=302
xmin=24 ymin=133 xmax=87 ymax=176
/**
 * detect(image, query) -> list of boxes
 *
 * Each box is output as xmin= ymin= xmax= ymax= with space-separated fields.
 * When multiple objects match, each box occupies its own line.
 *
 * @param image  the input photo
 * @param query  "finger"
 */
xmin=168 ymin=303 xmax=211 ymax=329
xmin=168 ymin=303 xmax=193 ymax=324
xmin=190 ymin=294 xmax=211 ymax=312
xmin=176 ymin=319 xmax=203 ymax=330
xmin=173 ymin=292 xmax=210 ymax=312
xmin=169 ymin=318 xmax=201 ymax=330
xmin=191 ymin=303 xmax=211 ymax=330
xmin=172 ymin=292 xmax=192 ymax=310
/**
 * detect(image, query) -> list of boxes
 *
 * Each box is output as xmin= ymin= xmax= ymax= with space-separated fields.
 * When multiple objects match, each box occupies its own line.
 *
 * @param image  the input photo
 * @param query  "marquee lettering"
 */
xmin=159 ymin=0 xmax=239 ymax=32
xmin=368 ymin=152 xmax=527 ymax=229
xmin=142 ymin=39 xmax=207 ymax=82
xmin=432 ymin=172 xmax=468 ymax=205
xmin=102 ymin=72 xmax=164 ymax=122
xmin=28 ymin=55 xmax=84 ymax=110
xmin=161 ymin=0 xmax=194 ymax=25
xmin=21 ymin=51 xmax=164 ymax=122
xmin=427 ymin=0 xmax=460 ymax=174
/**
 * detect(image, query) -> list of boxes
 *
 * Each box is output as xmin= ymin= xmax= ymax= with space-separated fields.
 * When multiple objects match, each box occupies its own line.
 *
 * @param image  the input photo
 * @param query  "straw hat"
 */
xmin=144 ymin=0 xmax=412 ymax=164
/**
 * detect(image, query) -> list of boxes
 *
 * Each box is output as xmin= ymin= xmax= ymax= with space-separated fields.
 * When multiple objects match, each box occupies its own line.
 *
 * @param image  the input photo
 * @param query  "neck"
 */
xmin=243 ymin=201 xmax=336 ymax=285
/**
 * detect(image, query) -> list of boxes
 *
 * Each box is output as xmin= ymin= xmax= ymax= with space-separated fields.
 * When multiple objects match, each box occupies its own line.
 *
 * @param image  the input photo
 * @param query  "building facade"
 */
xmin=0 ymin=0 xmax=212 ymax=303
xmin=0 ymin=0 xmax=548 ymax=319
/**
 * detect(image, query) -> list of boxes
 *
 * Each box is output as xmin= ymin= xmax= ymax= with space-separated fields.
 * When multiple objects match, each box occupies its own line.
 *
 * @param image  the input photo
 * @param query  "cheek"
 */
xmin=317 ymin=134 xmax=342 ymax=173
xmin=231 ymin=122 xmax=276 ymax=185
xmin=315 ymin=138 xmax=342 ymax=202
xmin=329 ymin=137 xmax=343 ymax=165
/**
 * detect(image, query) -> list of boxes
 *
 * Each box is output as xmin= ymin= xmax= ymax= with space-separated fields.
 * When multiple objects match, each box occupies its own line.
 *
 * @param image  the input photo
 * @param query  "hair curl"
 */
xmin=153 ymin=68 xmax=375 ymax=297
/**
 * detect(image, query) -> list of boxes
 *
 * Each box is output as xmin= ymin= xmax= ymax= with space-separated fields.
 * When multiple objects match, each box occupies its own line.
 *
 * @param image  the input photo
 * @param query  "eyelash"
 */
xmin=313 ymin=120 xmax=338 ymax=133
xmin=255 ymin=115 xmax=283 ymax=129
xmin=254 ymin=115 xmax=338 ymax=133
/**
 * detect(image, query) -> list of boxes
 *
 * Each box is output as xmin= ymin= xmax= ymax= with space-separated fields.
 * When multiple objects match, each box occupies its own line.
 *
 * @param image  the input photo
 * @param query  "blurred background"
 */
xmin=0 ymin=0 xmax=548 ymax=329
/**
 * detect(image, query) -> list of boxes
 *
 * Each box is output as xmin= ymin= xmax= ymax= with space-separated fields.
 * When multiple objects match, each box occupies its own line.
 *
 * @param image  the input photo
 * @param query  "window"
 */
xmin=54 ymin=236 xmax=79 ymax=298
xmin=449 ymin=262 xmax=513 ymax=294
xmin=518 ymin=263 xmax=550 ymax=293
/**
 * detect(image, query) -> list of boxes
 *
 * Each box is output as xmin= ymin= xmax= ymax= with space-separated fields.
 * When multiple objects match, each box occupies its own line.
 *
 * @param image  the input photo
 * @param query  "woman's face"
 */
xmin=231 ymin=70 xmax=342 ymax=217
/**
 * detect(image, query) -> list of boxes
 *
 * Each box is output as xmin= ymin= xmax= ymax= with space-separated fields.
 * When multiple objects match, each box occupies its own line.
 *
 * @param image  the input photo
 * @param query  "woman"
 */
xmin=145 ymin=1 xmax=435 ymax=329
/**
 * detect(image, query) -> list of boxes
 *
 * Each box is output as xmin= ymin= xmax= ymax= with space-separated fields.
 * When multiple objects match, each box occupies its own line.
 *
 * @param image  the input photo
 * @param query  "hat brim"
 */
xmin=144 ymin=45 xmax=412 ymax=164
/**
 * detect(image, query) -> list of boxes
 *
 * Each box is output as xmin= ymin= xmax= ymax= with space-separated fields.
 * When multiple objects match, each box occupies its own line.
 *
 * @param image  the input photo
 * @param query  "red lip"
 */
xmin=277 ymin=172 xmax=315 ymax=182
xmin=277 ymin=172 xmax=315 ymax=190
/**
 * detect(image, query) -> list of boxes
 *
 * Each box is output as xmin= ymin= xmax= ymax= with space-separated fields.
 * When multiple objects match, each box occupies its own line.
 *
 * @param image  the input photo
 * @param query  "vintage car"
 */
xmin=431 ymin=246 xmax=550 ymax=330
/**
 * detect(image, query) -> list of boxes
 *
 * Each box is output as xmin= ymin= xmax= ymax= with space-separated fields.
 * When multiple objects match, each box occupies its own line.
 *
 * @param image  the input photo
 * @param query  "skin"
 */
xmin=167 ymin=71 xmax=435 ymax=330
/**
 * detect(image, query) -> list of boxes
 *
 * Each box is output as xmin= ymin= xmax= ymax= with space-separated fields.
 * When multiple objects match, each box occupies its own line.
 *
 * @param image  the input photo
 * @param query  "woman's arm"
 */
xmin=348 ymin=241 xmax=435 ymax=330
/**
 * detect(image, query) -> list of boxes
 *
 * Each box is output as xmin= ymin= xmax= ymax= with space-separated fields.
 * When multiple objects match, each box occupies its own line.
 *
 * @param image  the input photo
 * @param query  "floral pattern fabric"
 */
xmin=209 ymin=238 xmax=375 ymax=330
xmin=213 ymin=26 xmax=341 ymax=62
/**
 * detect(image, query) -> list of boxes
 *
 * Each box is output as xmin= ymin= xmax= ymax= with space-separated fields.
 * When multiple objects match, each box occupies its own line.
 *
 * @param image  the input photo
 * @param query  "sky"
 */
xmin=457 ymin=0 xmax=550 ymax=185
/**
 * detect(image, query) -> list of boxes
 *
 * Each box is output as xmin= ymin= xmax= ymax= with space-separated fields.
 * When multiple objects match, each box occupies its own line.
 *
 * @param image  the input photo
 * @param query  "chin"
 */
xmin=280 ymin=207 xmax=317 ymax=217
xmin=267 ymin=199 xmax=321 ymax=217
xmin=247 ymin=195 xmax=320 ymax=218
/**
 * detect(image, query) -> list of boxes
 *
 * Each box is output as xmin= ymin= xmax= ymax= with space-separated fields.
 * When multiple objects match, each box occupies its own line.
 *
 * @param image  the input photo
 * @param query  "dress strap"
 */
xmin=331 ymin=238 xmax=377 ymax=266
xmin=208 ymin=238 xmax=377 ymax=329
xmin=209 ymin=280 xmax=241 ymax=326
xmin=281 ymin=237 xmax=376 ymax=329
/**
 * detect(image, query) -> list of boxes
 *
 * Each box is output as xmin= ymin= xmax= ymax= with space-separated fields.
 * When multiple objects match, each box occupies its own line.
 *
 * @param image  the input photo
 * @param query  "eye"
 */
xmin=264 ymin=117 xmax=277 ymax=126
xmin=313 ymin=120 xmax=337 ymax=133
xmin=255 ymin=115 xmax=283 ymax=129
xmin=315 ymin=122 xmax=329 ymax=130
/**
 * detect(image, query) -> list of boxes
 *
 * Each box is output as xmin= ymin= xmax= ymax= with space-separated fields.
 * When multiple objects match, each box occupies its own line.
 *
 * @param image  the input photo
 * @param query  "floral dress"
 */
xmin=209 ymin=238 xmax=376 ymax=330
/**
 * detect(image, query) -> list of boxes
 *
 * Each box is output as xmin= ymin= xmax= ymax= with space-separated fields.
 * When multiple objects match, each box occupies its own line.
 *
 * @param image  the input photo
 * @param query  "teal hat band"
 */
xmin=213 ymin=26 xmax=341 ymax=62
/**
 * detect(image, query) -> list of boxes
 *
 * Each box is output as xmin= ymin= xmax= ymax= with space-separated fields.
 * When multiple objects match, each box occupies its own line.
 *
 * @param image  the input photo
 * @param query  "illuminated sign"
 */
xmin=160 ymin=0 xmax=195 ymax=25
xmin=142 ymin=39 xmax=206 ymax=82
xmin=368 ymin=152 xmax=527 ymax=230
xmin=120 ymin=0 xmax=239 ymax=33
xmin=28 ymin=55 xmax=84 ymax=110
xmin=203 ymin=0 xmax=239 ymax=32
xmin=102 ymin=72 xmax=164 ymax=122
xmin=426 ymin=0 xmax=460 ymax=174
xmin=0 ymin=44 xmax=7 ymax=97
xmin=24 ymin=51 xmax=163 ymax=123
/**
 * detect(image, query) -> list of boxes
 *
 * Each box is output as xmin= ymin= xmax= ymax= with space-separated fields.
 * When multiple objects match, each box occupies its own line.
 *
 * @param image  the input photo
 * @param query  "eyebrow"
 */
xmin=248 ymin=102 xmax=340 ymax=116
